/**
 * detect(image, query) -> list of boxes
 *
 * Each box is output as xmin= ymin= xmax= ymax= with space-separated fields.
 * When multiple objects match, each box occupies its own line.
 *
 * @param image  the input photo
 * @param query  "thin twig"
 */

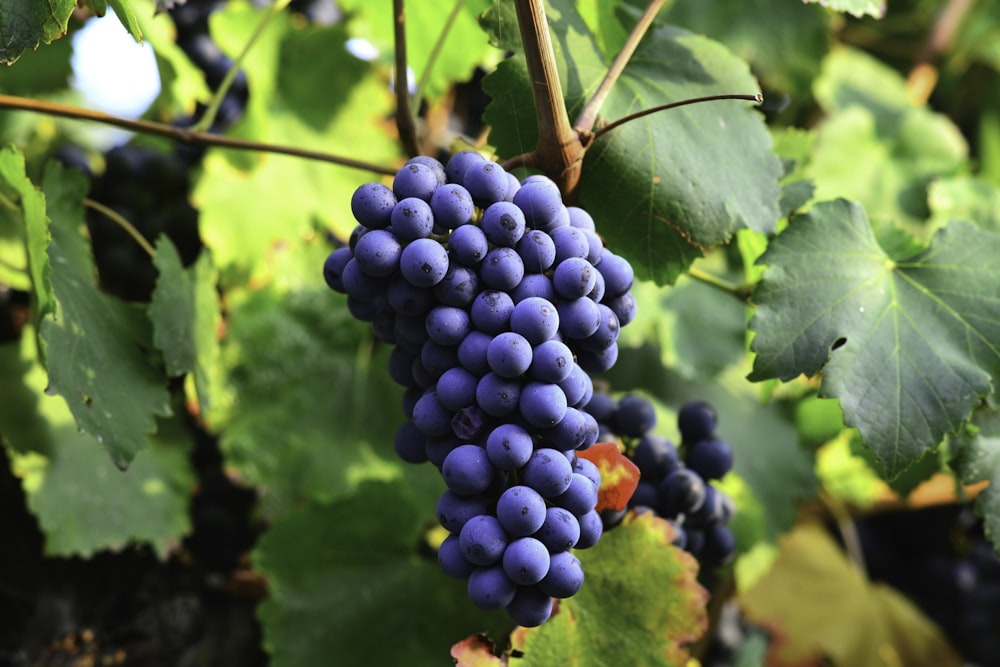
xmin=83 ymin=198 xmax=156 ymax=258
xmin=573 ymin=0 xmax=666 ymax=137
xmin=592 ymin=93 xmax=763 ymax=141
xmin=393 ymin=0 xmax=420 ymax=157
xmin=687 ymin=267 xmax=752 ymax=303
xmin=905 ymin=0 xmax=974 ymax=105
xmin=0 ymin=95 xmax=397 ymax=175
xmin=412 ymin=0 xmax=467 ymax=107
xmin=819 ymin=490 xmax=868 ymax=578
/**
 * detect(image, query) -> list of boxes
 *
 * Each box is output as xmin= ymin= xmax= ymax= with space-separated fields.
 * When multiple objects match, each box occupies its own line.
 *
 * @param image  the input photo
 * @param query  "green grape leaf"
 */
xmin=108 ymin=0 xmax=142 ymax=42
xmin=0 ymin=0 xmax=76 ymax=65
xmin=150 ymin=236 xmax=196 ymax=377
xmin=741 ymin=523 xmax=962 ymax=667
xmin=505 ymin=513 xmax=707 ymax=667
xmin=749 ymin=199 xmax=1000 ymax=480
xmin=136 ymin=0 xmax=212 ymax=118
xmin=253 ymin=481 xmax=509 ymax=667
xmin=803 ymin=0 xmax=885 ymax=19
xmin=39 ymin=162 xmax=172 ymax=469
xmin=483 ymin=8 xmax=781 ymax=285
xmin=929 ymin=175 xmax=1000 ymax=232
xmin=2 ymin=330 xmax=192 ymax=558
xmin=951 ymin=407 xmax=1000 ymax=552
xmin=0 ymin=26 xmax=74 ymax=95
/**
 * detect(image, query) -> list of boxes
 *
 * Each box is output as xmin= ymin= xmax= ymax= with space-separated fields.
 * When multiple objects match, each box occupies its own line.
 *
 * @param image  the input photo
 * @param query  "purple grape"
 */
xmin=412 ymin=390 xmax=454 ymax=436
xmin=409 ymin=356 xmax=434 ymax=388
xmin=550 ymin=226 xmax=590 ymax=263
xmin=538 ymin=205 xmax=570 ymax=233
xmin=678 ymin=401 xmax=719 ymax=443
xmin=616 ymin=394 xmax=657 ymax=438
xmin=535 ymin=506 xmax=580 ymax=552
xmin=433 ymin=265 xmax=479 ymax=308
xmin=701 ymin=524 xmax=736 ymax=566
xmin=388 ymin=346 xmax=417 ymax=387
xmin=503 ymin=537 xmax=551 ymax=585
xmin=553 ymin=473 xmax=598 ymax=516
xmin=632 ymin=434 xmax=679 ymax=479
xmin=522 ymin=448 xmax=573 ymax=497
xmin=687 ymin=484 xmax=726 ymax=527
xmin=487 ymin=331 xmax=533 ymax=378
xmin=341 ymin=258 xmax=385 ymax=300
xmin=425 ymin=306 xmax=471 ymax=346
xmin=629 ymin=480 xmax=659 ymax=509
xmin=519 ymin=382 xmax=568 ymax=428
xmin=394 ymin=313 xmax=430 ymax=350
xmin=516 ymin=229 xmax=557 ymax=273
xmin=528 ymin=339 xmax=574 ymax=383
xmin=470 ymin=290 xmax=515 ymax=335
xmin=480 ymin=247 xmax=524 ymax=291
xmin=556 ymin=297 xmax=601 ymax=339
xmin=393 ymin=162 xmax=438 ymax=201
xmin=578 ymin=304 xmax=620 ymax=353
xmin=558 ymin=364 xmax=593 ymax=409
xmin=604 ymin=292 xmax=636 ymax=326
xmin=448 ymin=223 xmax=488 ymax=266
xmin=394 ymin=420 xmax=429 ymax=464
xmin=407 ymin=155 xmax=446 ymax=185
xmin=457 ymin=330 xmax=492 ymax=376
xmin=420 ymin=340 xmax=458 ymax=379
xmin=464 ymin=161 xmax=509 ymax=207
xmin=505 ymin=585 xmax=553 ymax=627
xmin=511 ymin=273 xmax=557 ymax=304
xmin=486 ymin=423 xmax=534 ymax=471
xmin=349 ymin=224 xmax=369 ymax=252
xmin=400 ymin=238 xmax=449 ymax=287
xmin=390 ymin=196 xmax=434 ymax=241
xmin=476 ymin=372 xmax=522 ymax=417
xmin=597 ymin=249 xmax=634 ymax=296
xmin=430 ymin=183 xmax=475 ymax=229
xmin=553 ymin=256 xmax=597 ymax=299
xmin=468 ymin=565 xmax=517 ymax=610
xmin=510 ymin=297 xmax=559 ymax=345
xmin=322 ymin=247 xmax=352 ymax=292
xmin=437 ymin=490 xmax=490 ymax=533
xmin=538 ymin=407 xmax=593 ymax=451
xmin=443 ymin=444 xmax=495 ymax=496
xmin=537 ymin=551 xmax=584 ymax=598
xmin=497 ymin=485 xmax=547 ymax=537
xmin=350 ymin=182 xmax=396 ymax=229
xmin=445 ymin=150 xmax=487 ymax=186
xmin=686 ymin=438 xmax=733 ymax=481
xmin=576 ymin=509 xmax=603 ymax=548
xmin=581 ymin=228 xmax=604 ymax=265
xmin=512 ymin=177 xmax=563 ymax=230
xmin=657 ymin=467 xmax=706 ymax=517
xmin=386 ymin=275 xmax=434 ymax=316
xmin=482 ymin=201 xmax=526 ymax=247
xmin=577 ymin=343 xmax=618 ymax=374
xmin=583 ymin=392 xmax=616 ymax=425
xmin=567 ymin=206 xmax=595 ymax=231
xmin=452 ymin=404 xmax=488 ymax=441
xmin=573 ymin=457 xmax=601 ymax=489
xmin=424 ymin=433 xmax=460 ymax=467
xmin=436 ymin=366 xmax=479 ymax=411
xmin=439 ymin=534 xmax=476 ymax=579
xmin=504 ymin=172 xmax=521 ymax=201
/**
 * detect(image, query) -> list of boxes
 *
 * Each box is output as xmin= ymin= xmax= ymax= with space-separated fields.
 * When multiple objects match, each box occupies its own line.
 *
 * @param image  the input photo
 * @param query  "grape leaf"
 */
xmin=749 ymin=199 xmax=1000 ymax=480
xmin=0 ymin=0 xmax=76 ymax=65
xmin=150 ymin=237 xmax=196 ymax=377
xmin=951 ymin=407 xmax=1000 ymax=552
xmin=929 ymin=175 xmax=1000 ymax=232
xmin=0 ymin=147 xmax=46 ymax=297
xmin=39 ymin=162 xmax=172 ymax=469
xmin=2 ymin=330 xmax=192 ymax=558
xmin=505 ymin=513 xmax=707 ymax=667
xmin=482 ymin=6 xmax=781 ymax=285
xmin=803 ymin=0 xmax=885 ymax=19
xmin=741 ymin=523 xmax=962 ymax=667
xmin=108 ymin=0 xmax=142 ymax=42
xmin=253 ymin=481 xmax=509 ymax=667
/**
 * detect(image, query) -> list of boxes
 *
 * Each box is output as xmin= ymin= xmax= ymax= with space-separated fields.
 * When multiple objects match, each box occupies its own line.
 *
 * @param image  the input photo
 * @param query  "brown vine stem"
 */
xmin=0 ymin=95 xmax=398 ymax=175
xmin=83 ymin=198 xmax=156 ymax=258
xmin=393 ymin=0 xmax=420 ymax=158
xmin=573 ymin=0 xmax=666 ymax=137
xmin=592 ymin=93 xmax=763 ymax=141
xmin=905 ymin=0 xmax=974 ymax=105
xmin=514 ymin=0 xmax=585 ymax=198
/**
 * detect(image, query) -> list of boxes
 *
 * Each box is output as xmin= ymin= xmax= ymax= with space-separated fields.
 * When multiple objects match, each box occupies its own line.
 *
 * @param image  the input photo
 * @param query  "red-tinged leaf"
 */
xmin=503 ymin=512 xmax=707 ymax=666
xmin=578 ymin=442 xmax=640 ymax=512
xmin=451 ymin=634 xmax=507 ymax=667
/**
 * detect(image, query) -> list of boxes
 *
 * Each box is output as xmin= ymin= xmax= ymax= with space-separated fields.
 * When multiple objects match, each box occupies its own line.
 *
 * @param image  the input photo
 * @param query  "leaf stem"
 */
xmin=573 ymin=0 xmax=666 ymax=137
xmin=83 ymin=198 xmax=156 ymax=259
xmin=819 ymin=490 xmax=868 ymax=579
xmin=0 ymin=95 xmax=397 ymax=175
xmin=193 ymin=0 xmax=291 ymax=133
xmin=592 ymin=93 xmax=763 ymax=141
xmin=905 ymin=0 xmax=974 ymax=105
xmin=412 ymin=0 xmax=467 ymax=107
xmin=393 ymin=0 xmax=420 ymax=157
xmin=687 ymin=267 xmax=752 ymax=303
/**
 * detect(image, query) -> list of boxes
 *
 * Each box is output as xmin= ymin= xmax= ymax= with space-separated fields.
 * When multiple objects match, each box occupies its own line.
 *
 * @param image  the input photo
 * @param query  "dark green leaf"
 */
xmin=803 ymin=0 xmax=885 ymax=19
xmin=0 ymin=0 xmax=76 ymax=65
xmin=952 ymin=407 xmax=1000 ymax=552
xmin=150 ymin=236 xmax=196 ymax=377
xmin=108 ymin=0 xmax=142 ymax=42
xmin=749 ymin=200 xmax=1000 ymax=479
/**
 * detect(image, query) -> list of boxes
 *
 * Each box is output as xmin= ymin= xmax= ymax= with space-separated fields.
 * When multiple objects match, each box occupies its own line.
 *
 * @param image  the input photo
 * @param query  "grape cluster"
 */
xmin=323 ymin=152 xmax=638 ymax=626
xmin=590 ymin=393 xmax=737 ymax=567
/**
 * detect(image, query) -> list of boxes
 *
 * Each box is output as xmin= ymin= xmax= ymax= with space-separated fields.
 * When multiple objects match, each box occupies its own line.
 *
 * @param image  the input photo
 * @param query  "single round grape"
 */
xmin=687 ymin=484 xmax=726 ymax=527
xmin=487 ymin=331 xmax=533 ymax=379
xmin=534 ymin=506 xmax=580 ymax=553
xmin=433 ymin=265 xmax=479 ymax=308
xmin=632 ymin=434 xmax=679 ymax=480
xmin=686 ymin=438 xmax=733 ymax=481
xmin=425 ymin=305 xmax=472 ymax=346
xmin=597 ymin=249 xmax=634 ymax=297
xmin=553 ymin=473 xmax=598 ymax=516
xmin=445 ymin=150 xmax=487 ymax=186
xmin=576 ymin=509 xmax=603 ymax=549
xmin=438 ymin=534 xmax=476 ymax=579
xmin=409 ymin=356 xmax=435 ymax=388
xmin=420 ymin=340 xmax=458 ymax=379
xmin=581 ymin=228 xmax=604 ymax=265
xmin=516 ymin=229 xmax=557 ymax=273
xmin=457 ymin=330 xmax=492 ymax=376
xmin=567 ymin=206 xmax=595 ymax=231
xmin=537 ymin=550 xmax=584 ymax=598
xmin=468 ymin=565 xmax=518 ymax=611
xmin=480 ymin=203 xmax=525 ymax=250
xmin=577 ymin=343 xmax=618 ymax=374
xmin=511 ymin=273 xmax=557 ymax=304
xmin=685 ymin=527 xmax=706 ymax=556
xmin=394 ymin=419 xmax=428 ymax=464
xmin=390 ymin=196 xmax=435 ymax=241
xmin=513 ymin=177 xmax=564 ymax=230
xmin=553 ymin=256 xmax=597 ymax=300
xmin=437 ymin=490 xmax=490 ymax=533
xmin=448 ymin=223 xmax=489 ymax=266
xmin=510 ymin=297 xmax=560 ymax=345
xmin=503 ymin=537 xmax=551 ymax=586
xmin=464 ymin=161 xmax=509 ymax=207
xmin=505 ymin=585 xmax=553 ymax=627
xmin=412 ymin=390 xmax=454 ymax=436
xmin=701 ymin=524 xmax=736 ymax=566
xmin=386 ymin=275 xmax=434 ymax=316
xmin=348 ymin=224 xmax=369 ymax=253
xmin=341 ymin=258 xmax=385 ymax=301
xmin=394 ymin=313 xmax=430 ymax=351
xmin=347 ymin=295 xmax=377 ymax=322
xmin=550 ymin=226 xmax=590 ymax=263
xmin=430 ymin=183 xmax=475 ymax=229
xmin=578 ymin=304 xmax=620 ymax=353
xmin=657 ymin=467 xmax=707 ymax=517
xmin=616 ymin=394 xmax=657 ymax=438
xmin=388 ymin=346 xmax=417 ymax=387
xmin=573 ymin=457 xmax=601 ymax=490
xmin=393 ymin=161 xmax=438 ymax=201
xmin=558 ymin=364 xmax=593 ymax=409
xmin=443 ymin=444 xmax=495 ymax=496
xmin=520 ymin=382 xmax=568 ymax=428
xmin=504 ymin=172 xmax=521 ymax=202
xmin=470 ymin=290 xmax=515 ymax=335
xmin=351 ymin=182 xmax=396 ymax=229
xmin=583 ymin=392 xmax=617 ymax=426
xmin=522 ymin=448 xmax=573 ymax=498
xmin=556 ymin=297 xmax=602 ymax=340
xmin=486 ymin=423 xmax=534 ymax=471
xmin=322 ymin=247 xmax=353 ymax=292
xmin=476 ymin=372 xmax=522 ymax=417
xmin=604 ymin=291 xmax=637 ymax=327
xmin=400 ymin=238 xmax=449 ymax=287
xmin=678 ymin=401 xmax=719 ymax=443
xmin=407 ymin=155 xmax=446 ymax=185
xmin=528 ymin=339 xmax=575 ymax=383
xmin=436 ymin=366 xmax=480 ymax=411
xmin=497 ymin=485 xmax=548 ymax=537
xmin=424 ymin=433 xmax=460 ymax=467
xmin=480 ymin=247 xmax=524 ymax=291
